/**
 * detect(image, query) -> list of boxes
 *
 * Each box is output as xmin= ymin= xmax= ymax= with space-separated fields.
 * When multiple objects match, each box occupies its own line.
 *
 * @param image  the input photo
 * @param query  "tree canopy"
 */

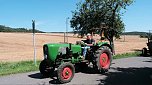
xmin=71 ymin=0 xmax=133 ymax=38
xmin=70 ymin=0 xmax=134 ymax=53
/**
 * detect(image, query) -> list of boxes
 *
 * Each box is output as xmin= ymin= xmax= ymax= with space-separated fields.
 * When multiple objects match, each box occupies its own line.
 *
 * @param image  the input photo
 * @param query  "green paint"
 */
xmin=43 ymin=42 xmax=111 ymax=65
xmin=45 ymin=43 xmax=81 ymax=62
xmin=97 ymin=41 xmax=108 ymax=47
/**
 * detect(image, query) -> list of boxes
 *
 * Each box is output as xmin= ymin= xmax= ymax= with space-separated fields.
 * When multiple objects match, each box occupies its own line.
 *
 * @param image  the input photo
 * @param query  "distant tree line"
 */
xmin=122 ymin=31 xmax=152 ymax=39
xmin=122 ymin=32 xmax=148 ymax=35
xmin=122 ymin=32 xmax=147 ymax=38
xmin=0 ymin=25 xmax=44 ymax=33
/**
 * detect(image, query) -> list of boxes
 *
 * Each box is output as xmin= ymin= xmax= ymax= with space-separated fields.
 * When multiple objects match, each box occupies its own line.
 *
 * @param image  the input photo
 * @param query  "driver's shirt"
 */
xmin=84 ymin=39 xmax=95 ymax=44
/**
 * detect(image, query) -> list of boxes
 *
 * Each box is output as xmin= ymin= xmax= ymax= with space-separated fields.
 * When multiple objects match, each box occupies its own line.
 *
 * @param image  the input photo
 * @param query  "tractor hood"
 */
xmin=43 ymin=43 xmax=81 ymax=62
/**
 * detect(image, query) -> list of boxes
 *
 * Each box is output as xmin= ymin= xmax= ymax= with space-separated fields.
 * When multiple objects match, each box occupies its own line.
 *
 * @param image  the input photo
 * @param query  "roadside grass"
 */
xmin=0 ymin=61 xmax=40 ymax=76
xmin=113 ymin=51 xmax=141 ymax=59
xmin=0 ymin=51 xmax=141 ymax=76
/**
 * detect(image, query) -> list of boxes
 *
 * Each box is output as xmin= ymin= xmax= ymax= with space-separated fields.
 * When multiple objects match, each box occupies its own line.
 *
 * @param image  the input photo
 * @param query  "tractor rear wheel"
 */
xmin=57 ymin=62 xmax=75 ymax=83
xmin=39 ymin=60 xmax=54 ymax=77
xmin=95 ymin=47 xmax=112 ymax=73
xmin=142 ymin=48 xmax=147 ymax=56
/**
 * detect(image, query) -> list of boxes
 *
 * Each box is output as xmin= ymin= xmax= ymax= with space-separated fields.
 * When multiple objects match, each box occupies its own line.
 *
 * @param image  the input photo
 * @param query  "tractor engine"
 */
xmin=43 ymin=43 xmax=82 ymax=62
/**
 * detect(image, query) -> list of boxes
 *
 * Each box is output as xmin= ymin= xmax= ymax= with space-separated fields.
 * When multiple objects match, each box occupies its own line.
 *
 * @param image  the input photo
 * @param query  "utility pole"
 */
xmin=32 ymin=20 xmax=37 ymax=66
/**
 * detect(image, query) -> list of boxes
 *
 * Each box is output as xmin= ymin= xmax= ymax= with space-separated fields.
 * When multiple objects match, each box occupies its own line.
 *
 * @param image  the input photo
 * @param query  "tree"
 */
xmin=70 ymin=0 xmax=134 ymax=54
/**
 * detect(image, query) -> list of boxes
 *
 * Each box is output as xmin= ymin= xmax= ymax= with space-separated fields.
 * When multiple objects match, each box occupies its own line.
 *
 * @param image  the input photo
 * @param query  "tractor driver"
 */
xmin=82 ymin=33 xmax=95 ymax=59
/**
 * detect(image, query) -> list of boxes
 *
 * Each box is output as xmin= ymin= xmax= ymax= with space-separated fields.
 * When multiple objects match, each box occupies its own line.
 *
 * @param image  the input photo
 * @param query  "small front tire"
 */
xmin=57 ymin=62 xmax=75 ymax=84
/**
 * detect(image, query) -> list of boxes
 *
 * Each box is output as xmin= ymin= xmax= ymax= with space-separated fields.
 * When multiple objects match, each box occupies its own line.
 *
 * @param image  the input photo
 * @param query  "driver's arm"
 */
xmin=85 ymin=39 xmax=95 ymax=46
xmin=85 ymin=43 xmax=93 ymax=46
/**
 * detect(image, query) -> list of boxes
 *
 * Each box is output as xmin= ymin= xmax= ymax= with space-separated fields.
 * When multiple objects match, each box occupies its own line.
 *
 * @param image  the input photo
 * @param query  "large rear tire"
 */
xmin=57 ymin=62 xmax=75 ymax=84
xmin=39 ymin=60 xmax=54 ymax=77
xmin=95 ymin=47 xmax=112 ymax=73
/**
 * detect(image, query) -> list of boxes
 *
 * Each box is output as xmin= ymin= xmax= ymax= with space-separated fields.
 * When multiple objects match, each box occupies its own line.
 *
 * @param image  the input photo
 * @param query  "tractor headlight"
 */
xmin=43 ymin=45 xmax=48 ymax=59
xmin=44 ymin=54 xmax=48 ymax=59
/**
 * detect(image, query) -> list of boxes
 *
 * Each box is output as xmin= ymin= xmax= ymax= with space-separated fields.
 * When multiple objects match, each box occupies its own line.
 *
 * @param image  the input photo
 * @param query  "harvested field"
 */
xmin=0 ymin=33 xmax=147 ymax=62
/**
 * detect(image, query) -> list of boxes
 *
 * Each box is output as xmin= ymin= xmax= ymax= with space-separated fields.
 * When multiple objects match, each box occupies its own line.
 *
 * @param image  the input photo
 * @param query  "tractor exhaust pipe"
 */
xmin=69 ymin=43 xmax=72 ymax=50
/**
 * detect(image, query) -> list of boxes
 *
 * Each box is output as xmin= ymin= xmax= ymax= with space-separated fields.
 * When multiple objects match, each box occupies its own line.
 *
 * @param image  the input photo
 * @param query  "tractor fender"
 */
xmin=101 ymin=43 xmax=113 ymax=53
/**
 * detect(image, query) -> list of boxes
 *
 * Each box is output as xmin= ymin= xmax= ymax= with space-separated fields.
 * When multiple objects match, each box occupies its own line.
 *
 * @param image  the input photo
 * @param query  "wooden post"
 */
xmin=32 ymin=20 xmax=37 ymax=66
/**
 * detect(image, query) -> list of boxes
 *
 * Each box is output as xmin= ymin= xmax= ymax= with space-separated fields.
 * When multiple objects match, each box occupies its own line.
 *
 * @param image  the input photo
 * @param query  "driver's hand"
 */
xmin=81 ymin=41 xmax=85 ymax=44
xmin=84 ymin=43 xmax=88 ymax=45
xmin=81 ymin=41 xmax=84 ymax=43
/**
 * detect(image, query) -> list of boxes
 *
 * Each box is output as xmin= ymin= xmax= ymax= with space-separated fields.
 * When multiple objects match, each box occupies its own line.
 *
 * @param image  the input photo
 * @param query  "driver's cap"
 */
xmin=87 ymin=33 xmax=91 ymax=36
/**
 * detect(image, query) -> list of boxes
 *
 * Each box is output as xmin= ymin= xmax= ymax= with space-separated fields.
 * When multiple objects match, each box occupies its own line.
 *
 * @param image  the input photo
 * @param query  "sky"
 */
xmin=0 ymin=0 xmax=152 ymax=32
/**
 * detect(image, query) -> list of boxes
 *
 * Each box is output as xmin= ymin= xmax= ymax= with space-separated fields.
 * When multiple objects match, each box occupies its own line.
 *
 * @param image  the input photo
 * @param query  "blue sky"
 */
xmin=0 ymin=0 xmax=152 ymax=32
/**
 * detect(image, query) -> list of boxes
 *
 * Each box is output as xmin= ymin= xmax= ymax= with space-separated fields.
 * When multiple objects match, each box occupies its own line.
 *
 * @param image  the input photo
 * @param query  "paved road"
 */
xmin=0 ymin=56 xmax=152 ymax=85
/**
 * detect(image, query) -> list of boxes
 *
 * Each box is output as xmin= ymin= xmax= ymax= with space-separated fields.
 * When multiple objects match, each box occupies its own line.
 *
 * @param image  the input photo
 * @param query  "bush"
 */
xmin=140 ymin=34 xmax=148 ymax=38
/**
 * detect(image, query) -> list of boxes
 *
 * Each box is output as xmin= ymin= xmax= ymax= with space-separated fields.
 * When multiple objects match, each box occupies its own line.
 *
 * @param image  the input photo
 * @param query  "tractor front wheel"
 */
xmin=39 ymin=60 xmax=54 ymax=77
xmin=57 ymin=62 xmax=75 ymax=83
xmin=95 ymin=47 xmax=112 ymax=73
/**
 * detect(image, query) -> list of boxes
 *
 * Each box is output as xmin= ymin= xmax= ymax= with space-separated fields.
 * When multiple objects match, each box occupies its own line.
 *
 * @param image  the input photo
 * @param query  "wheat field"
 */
xmin=0 ymin=33 xmax=147 ymax=62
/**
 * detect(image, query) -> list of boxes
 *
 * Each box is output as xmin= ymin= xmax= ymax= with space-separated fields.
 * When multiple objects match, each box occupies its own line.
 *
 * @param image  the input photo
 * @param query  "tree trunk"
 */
xmin=109 ymin=37 xmax=115 ymax=55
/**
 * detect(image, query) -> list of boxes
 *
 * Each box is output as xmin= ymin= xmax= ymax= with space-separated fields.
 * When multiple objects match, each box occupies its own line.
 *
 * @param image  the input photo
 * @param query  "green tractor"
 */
xmin=39 ymin=40 xmax=113 ymax=83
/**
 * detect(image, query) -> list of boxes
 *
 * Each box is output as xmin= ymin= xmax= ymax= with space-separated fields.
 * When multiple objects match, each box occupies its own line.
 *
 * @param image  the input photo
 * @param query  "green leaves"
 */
xmin=71 ymin=0 xmax=134 ymax=38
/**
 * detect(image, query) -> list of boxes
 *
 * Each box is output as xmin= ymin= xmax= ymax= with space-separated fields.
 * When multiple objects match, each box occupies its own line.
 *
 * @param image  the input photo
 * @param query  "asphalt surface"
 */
xmin=0 ymin=56 xmax=152 ymax=85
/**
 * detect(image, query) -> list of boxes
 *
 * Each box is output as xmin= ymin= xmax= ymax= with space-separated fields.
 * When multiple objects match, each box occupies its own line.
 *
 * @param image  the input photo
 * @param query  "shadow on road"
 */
xmin=76 ymin=66 xmax=99 ymax=74
xmin=28 ymin=73 xmax=45 ymax=79
xmin=143 ymin=60 xmax=152 ymax=62
xmin=49 ymin=79 xmax=61 ymax=84
xmin=143 ymin=56 xmax=152 ymax=62
xmin=28 ymin=71 xmax=62 ymax=84
xmin=98 ymin=67 xmax=152 ymax=85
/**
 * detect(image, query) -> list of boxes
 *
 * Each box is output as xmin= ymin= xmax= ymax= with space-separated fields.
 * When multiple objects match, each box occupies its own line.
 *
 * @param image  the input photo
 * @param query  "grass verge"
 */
xmin=0 ymin=61 xmax=40 ymax=76
xmin=113 ymin=51 xmax=141 ymax=59
xmin=0 ymin=51 xmax=141 ymax=76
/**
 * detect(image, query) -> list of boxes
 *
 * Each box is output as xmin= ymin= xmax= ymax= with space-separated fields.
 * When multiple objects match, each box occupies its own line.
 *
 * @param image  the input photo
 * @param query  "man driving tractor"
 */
xmin=82 ymin=33 xmax=95 ymax=58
